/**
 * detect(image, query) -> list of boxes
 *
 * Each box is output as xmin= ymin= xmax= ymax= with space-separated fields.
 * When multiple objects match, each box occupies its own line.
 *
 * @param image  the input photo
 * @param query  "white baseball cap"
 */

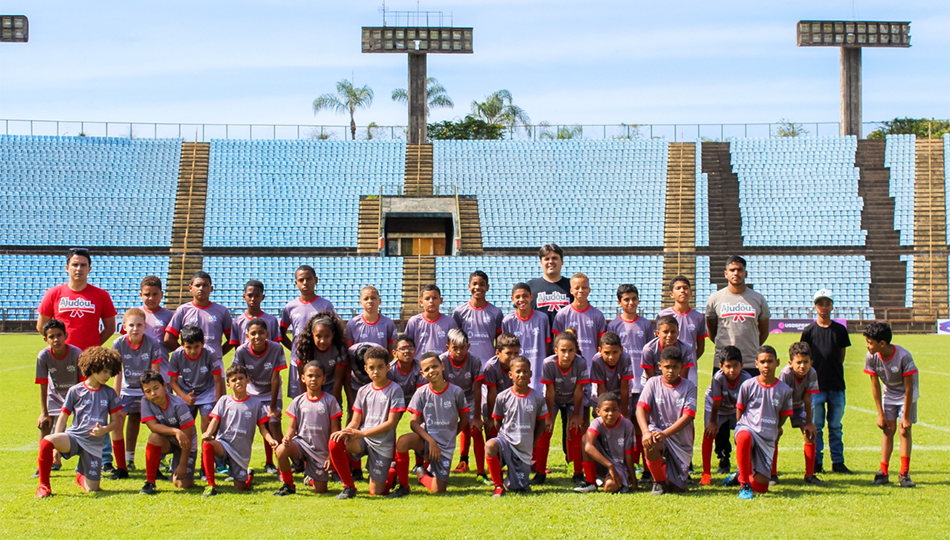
xmin=813 ymin=289 xmax=834 ymax=303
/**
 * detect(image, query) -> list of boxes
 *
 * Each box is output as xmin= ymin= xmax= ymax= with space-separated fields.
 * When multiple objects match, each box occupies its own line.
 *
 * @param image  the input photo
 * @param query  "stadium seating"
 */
xmin=694 ymin=256 xmax=718 ymax=310
xmin=0 ymin=255 xmax=170 ymax=320
xmin=695 ymin=141 xmax=709 ymax=247
xmin=900 ymin=255 xmax=914 ymax=308
xmin=202 ymin=256 xmax=403 ymax=320
xmin=884 ymin=134 xmax=915 ymax=246
xmin=0 ymin=136 xmax=180 ymax=246
xmin=435 ymin=256 xmax=665 ymax=317
xmin=203 ymin=140 xmax=405 ymax=248
xmin=730 ymin=137 xmax=867 ymax=246
xmin=432 ymin=140 xmax=668 ymax=248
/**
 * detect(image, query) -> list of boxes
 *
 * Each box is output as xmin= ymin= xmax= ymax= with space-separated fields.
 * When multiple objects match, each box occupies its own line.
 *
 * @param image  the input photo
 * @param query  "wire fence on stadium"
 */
xmin=1 ymin=119 xmax=888 ymax=142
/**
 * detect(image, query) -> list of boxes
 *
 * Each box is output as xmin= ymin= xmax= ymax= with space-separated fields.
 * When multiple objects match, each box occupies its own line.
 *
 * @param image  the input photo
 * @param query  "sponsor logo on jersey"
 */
xmin=378 ymin=394 xmax=388 ymax=403
xmin=244 ymin=410 xmax=252 ymax=418
xmin=442 ymin=400 xmax=453 ymax=409
xmin=315 ymin=402 xmax=326 ymax=414
xmin=525 ymin=401 xmax=535 ymax=412
xmin=536 ymin=292 xmax=569 ymax=312
xmin=58 ymin=297 xmax=96 ymax=318
xmin=889 ymin=365 xmax=899 ymax=373
xmin=720 ymin=302 xmax=756 ymax=323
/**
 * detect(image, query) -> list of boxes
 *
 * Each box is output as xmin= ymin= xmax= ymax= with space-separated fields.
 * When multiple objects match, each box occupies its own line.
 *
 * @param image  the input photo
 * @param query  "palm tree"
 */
xmin=391 ymin=77 xmax=454 ymax=116
xmin=312 ymin=79 xmax=374 ymax=141
xmin=538 ymin=122 xmax=583 ymax=140
xmin=471 ymin=90 xmax=531 ymax=135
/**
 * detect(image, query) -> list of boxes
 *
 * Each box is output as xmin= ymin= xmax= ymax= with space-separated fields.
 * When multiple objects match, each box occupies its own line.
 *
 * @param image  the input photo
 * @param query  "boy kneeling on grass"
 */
xmin=139 ymin=369 xmax=197 ymax=495
xmin=574 ymin=392 xmax=637 ymax=494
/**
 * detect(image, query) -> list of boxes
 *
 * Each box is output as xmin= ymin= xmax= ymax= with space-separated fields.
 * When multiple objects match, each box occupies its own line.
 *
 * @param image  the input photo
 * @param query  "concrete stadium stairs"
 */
xmin=912 ymin=138 xmax=949 ymax=311
xmin=357 ymin=196 xmax=382 ymax=255
xmin=662 ymin=142 xmax=697 ymax=308
xmin=167 ymin=142 xmax=209 ymax=308
xmin=458 ymin=196 xmax=483 ymax=254
xmin=404 ymin=144 xmax=433 ymax=196
xmin=401 ymin=256 xmax=436 ymax=319
xmin=701 ymin=142 xmax=743 ymax=290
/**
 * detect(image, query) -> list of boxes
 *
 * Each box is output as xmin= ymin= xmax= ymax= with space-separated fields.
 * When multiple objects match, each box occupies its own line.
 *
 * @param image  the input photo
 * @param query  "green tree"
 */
xmin=471 ymin=90 xmax=531 ymax=136
xmin=391 ymin=77 xmax=454 ymax=116
xmin=867 ymin=117 xmax=950 ymax=139
xmin=774 ymin=118 xmax=808 ymax=138
xmin=428 ymin=115 xmax=506 ymax=140
xmin=312 ymin=78 xmax=374 ymax=141
xmin=538 ymin=122 xmax=582 ymax=140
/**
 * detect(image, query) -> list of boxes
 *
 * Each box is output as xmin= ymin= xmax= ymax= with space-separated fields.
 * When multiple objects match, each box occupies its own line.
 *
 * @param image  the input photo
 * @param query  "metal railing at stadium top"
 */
xmin=1 ymin=119 xmax=889 ymax=142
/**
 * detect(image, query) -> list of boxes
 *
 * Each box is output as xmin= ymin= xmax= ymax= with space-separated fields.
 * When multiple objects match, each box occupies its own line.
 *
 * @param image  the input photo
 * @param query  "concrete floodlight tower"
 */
xmin=362 ymin=10 xmax=472 ymax=144
xmin=0 ymin=15 xmax=28 ymax=42
xmin=796 ymin=20 xmax=910 ymax=137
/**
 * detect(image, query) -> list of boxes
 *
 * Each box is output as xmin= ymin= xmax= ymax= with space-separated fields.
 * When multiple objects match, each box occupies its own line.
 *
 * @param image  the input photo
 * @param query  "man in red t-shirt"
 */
xmin=37 ymin=249 xmax=117 ymax=351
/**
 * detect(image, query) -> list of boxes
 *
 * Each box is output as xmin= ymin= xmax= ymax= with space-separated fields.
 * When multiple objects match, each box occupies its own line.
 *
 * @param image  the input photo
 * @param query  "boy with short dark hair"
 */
xmin=230 ymin=280 xmax=282 ymax=348
xmin=346 ymin=285 xmax=398 ymax=352
xmin=553 ymin=273 xmax=607 ymax=369
xmin=485 ymin=356 xmax=549 ymax=497
xmin=139 ymin=369 xmax=197 ymax=494
xmin=590 ymin=332 xmax=633 ymax=417
xmin=35 ymin=347 xmax=122 ymax=498
xmin=405 ymin=284 xmax=458 ymax=360
xmin=482 ymin=333 xmax=521 ymax=441
xmin=699 ymin=346 xmax=751 ymax=485
xmin=138 ymin=275 xmax=174 ymax=343
xmin=440 ymin=329 xmax=486 ymax=478
xmin=863 ymin=321 xmax=919 ymax=488
xmin=656 ymin=276 xmax=707 ymax=384
xmin=280 ymin=265 xmax=335 ymax=398
xmin=775 ymin=341 xmax=826 ymax=487
xmin=164 ymin=271 xmax=233 ymax=364
xmin=574 ymin=392 xmax=637 ymax=493
xmin=328 ymin=346 xmax=405 ymax=499
xmin=607 ymin=284 xmax=653 ymax=408
xmin=453 ymin=270 xmax=503 ymax=367
xmin=501 ymin=283 xmax=550 ymax=393
xmin=536 ymin=331 xmax=589 ymax=486
xmin=168 ymin=325 xmax=225 ymax=436
xmin=34 ymin=319 xmax=83 ymax=475
xmin=640 ymin=315 xmax=697 ymax=386
xmin=636 ymin=346 xmax=697 ymax=495
xmin=388 ymin=334 xmax=425 ymax=402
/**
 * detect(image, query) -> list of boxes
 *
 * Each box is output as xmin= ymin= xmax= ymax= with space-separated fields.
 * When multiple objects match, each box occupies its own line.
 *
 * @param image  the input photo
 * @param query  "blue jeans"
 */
xmin=101 ymin=432 xmax=113 ymax=465
xmin=811 ymin=390 xmax=846 ymax=466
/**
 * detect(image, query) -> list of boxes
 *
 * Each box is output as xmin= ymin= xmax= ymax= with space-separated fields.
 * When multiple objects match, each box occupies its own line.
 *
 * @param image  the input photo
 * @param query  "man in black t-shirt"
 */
xmin=527 ymin=244 xmax=573 ymax=339
xmin=800 ymin=289 xmax=853 ymax=474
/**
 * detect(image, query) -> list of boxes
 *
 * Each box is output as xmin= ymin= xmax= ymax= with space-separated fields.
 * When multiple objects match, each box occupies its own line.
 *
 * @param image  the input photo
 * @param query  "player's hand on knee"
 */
xmin=544 ymin=417 xmax=555 ymax=432
xmin=899 ymin=417 xmax=912 ymax=432
xmin=703 ymin=422 xmax=719 ymax=438
xmin=876 ymin=414 xmax=887 ymax=431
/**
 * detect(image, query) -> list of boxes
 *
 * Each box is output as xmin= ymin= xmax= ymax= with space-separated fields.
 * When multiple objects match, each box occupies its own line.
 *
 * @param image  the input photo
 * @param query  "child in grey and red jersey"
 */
xmin=575 ymin=392 xmax=637 ymax=494
xmin=536 ymin=331 xmax=589 ymax=486
xmin=280 ymin=265 xmax=335 ymax=399
xmin=345 ymin=286 xmax=398 ymax=352
xmin=229 ymin=280 xmax=282 ymax=348
xmin=590 ymin=332 xmax=634 ymax=415
xmin=502 ymin=283 xmax=550 ymax=393
xmin=164 ymin=271 xmax=232 ymax=364
xmin=482 ymin=333 xmax=521 ymax=444
xmin=405 ymin=284 xmax=458 ymax=361
xmin=294 ymin=311 xmax=348 ymax=407
xmin=485 ymin=356 xmax=549 ymax=497
xmin=774 ymin=341 xmax=826 ymax=487
xmin=700 ymin=346 xmax=751 ymax=485
xmin=34 ymin=319 xmax=83 ymax=474
xmin=552 ymin=273 xmax=606 ymax=373
xmin=453 ymin=270 xmax=503 ymax=368
xmin=168 ymin=325 xmax=224 ymax=434
xmin=138 ymin=275 xmax=174 ymax=344
xmin=640 ymin=315 xmax=697 ymax=387
xmin=607 ymin=284 xmax=653 ymax=408
xmin=388 ymin=334 xmax=425 ymax=402
xmin=439 ymin=329 xmax=486 ymax=477
xmin=139 ymin=369 xmax=197 ymax=495
xmin=655 ymin=276 xmax=707 ymax=383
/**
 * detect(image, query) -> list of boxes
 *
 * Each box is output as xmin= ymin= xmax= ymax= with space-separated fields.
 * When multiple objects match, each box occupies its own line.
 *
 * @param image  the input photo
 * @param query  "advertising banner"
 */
xmin=769 ymin=319 xmax=848 ymax=334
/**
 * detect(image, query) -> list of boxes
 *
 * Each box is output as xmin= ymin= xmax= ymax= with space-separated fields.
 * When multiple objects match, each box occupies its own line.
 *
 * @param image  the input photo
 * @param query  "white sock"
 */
xmin=126 ymin=451 xmax=135 ymax=463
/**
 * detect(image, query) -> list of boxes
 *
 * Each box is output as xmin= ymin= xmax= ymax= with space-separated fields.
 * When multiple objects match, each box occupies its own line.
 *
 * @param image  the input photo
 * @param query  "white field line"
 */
xmin=847 ymin=405 xmax=950 ymax=433
xmin=0 ymin=364 xmax=33 ymax=373
xmin=916 ymin=369 xmax=949 ymax=377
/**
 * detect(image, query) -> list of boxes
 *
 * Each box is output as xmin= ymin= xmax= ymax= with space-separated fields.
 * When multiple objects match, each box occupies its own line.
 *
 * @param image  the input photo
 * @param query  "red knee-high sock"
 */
xmin=280 ymin=470 xmax=294 ymax=486
xmin=264 ymin=441 xmax=274 ymax=465
xmin=145 ymin=443 xmax=162 ymax=484
xmin=486 ymin=455 xmax=503 ymax=487
xmin=202 ymin=442 xmax=216 ymax=487
xmin=414 ymin=451 xmax=424 ymax=468
xmin=804 ymin=442 xmax=816 ymax=476
xmin=245 ymin=472 xmax=253 ymax=489
xmin=771 ymin=444 xmax=779 ymax=476
xmin=113 ymin=439 xmax=127 ymax=470
xmin=569 ymin=428 xmax=583 ymax=474
xmin=900 ymin=456 xmax=910 ymax=475
xmin=534 ymin=431 xmax=552 ymax=473
xmin=701 ymin=435 xmax=714 ymax=475
xmin=395 ymin=451 xmax=411 ymax=488
xmin=880 ymin=461 xmax=889 ymax=475
xmin=419 ymin=473 xmax=437 ymax=492
xmin=631 ymin=435 xmax=640 ymax=466
xmin=382 ymin=467 xmax=396 ymax=495
xmin=459 ymin=430 xmax=471 ymax=459
xmin=328 ymin=439 xmax=355 ymax=488
xmin=583 ymin=460 xmax=596 ymax=484
xmin=75 ymin=472 xmax=88 ymax=492
xmin=349 ymin=455 xmax=361 ymax=471
xmin=736 ymin=430 xmax=753 ymax=485
xmin=472 ymin=428 xmax=486 ymax=474
xmin=38 ymin=439 xmax=54 ymax=488
xmin=752 ymin=480 xmax=769 ymax=493
xmin=647 ymin=458 xmax=667 ymax=483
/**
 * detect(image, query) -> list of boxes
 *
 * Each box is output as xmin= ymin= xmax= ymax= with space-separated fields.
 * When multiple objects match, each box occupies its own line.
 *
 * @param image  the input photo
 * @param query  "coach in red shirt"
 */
xmin=36 ymin=248 xmax=117 ymax=351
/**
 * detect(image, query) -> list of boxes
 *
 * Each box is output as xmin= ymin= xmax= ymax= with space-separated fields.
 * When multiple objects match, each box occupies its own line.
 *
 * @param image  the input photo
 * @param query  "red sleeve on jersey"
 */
xmin=35 ymin=377 xmax=49 ymax=384
xmin=491 ymin=413 xmax=504 ymax=420
xmin=351 ymin=407 xmax=363 ymax=415
xmin=109 ymin=406 xmax=123 ymax=414
xmin=168 ymin=371 xmax=180 ymax=377
xmin=459 ymin=406 xmax=471 ymax=414
xmin=283 ymin=411 xmax=297 ymax=419
xmin=682 ymin=409 xmax=696 ymax=418
xmin=60 ymin=407 xmax=71 ymax=416
xmin=780 ymin=409 xmax=793 ymax=417
xmin=586 ymin=428 xmax=599 ymax=436
xmin=150 ymin=358 xmax=162 ymax=364
xmin=165 ymin=326 xmax=180 ymax=337
xmin=180 ymin=420 xmax=195 ymax=430
xmin=483 ymin=381 xmax=497 ymax=387
xmin=712 ymin=396 xmax=723 ymax=402
xmin=863 ymin=369 xmax=877 ymax=376
xmin=257 ymin=417 xmax=269 ymax=426
xmin=211 ymin=369 xmax=222 ymax=375
xmin=537 ymin=412 xmax=549 ymax=420
xmin=273 ymin=364 xmax=287 ymax=372
xmin=389 ymin=407 xmax=407 ymax=413
xmin=209 ymin=413 xmax=221 ymax=421
xmin=228 ymin=338 xmax=240 ymax=345
xmin=903 ymin=369 xmax=918 ymax=377
xmin=279 ymin=321 xmax=290 ymax=329
xmin=807 ymin=389 xmax=819 ymax=394
xmin=637 ymin=403 xmax=651 ymax=411
xmin=620 ymin=375 xmax=634 ymax=381
xmin=736 ymin=403 xmax=746 ymax=411
xmin=330 ymin=411 xmax=343 ymax=420
xmin=140 ymin=416 xmax=157 ymax=423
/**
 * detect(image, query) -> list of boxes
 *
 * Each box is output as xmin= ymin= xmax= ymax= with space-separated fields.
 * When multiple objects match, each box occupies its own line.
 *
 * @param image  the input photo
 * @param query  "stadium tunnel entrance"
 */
xmin=381 ymin=197 xmax=458 ymax=256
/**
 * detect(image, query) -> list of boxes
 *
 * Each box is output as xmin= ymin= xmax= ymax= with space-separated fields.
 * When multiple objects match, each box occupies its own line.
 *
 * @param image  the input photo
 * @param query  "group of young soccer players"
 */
xmin=33 ymin=255 xmax=923 ymax=500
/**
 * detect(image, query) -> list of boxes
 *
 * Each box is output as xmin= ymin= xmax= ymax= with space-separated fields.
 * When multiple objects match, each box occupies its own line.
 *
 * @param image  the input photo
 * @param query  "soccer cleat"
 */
xmin=139 ymin=482 xmax=158 ymax=495
xmin=803 ymin=475 xmax=827 ymax=487
xmin=872 ymin=471 xmax=889 ymax=485
xmin=51 ymin=463 xmax=62 ymax=471
xmin=264 ymin=463 xmax=279 ymax=475
xmin=336 ymin=486 xmax=358 ymax=500
xmin=769 ymin=474 xmax=779 ymax=486
xmin=291 ymin=459 xmax=305 ymax=474
xmin=738 ymin=484 xmax=754 ymax=500
xmin=722 ymin=473 xmax=740 ymax=487
xmin=350 ymin=468 xmax=364 ymax=482
xmin=102 ymin=463 xmax=116 ymax=475
xmin=31 ymin=469 xmax=39 ymax=479
xmin=814 ymin=462 xmax=824 ymax=474
xmin=491 ymin=486 xmax=505 ymax=498
xmin=159 ymin=457 xmax=170 ymax=472
xmin=699 ymin=473 xmax=712 ymax=486
xmin=215 ymin=463 xmax=229 ymax=475
xmin=388 ymin=485 xmax=411 ymax=498
xmin=224 ymin=475 xmax=234 ymax=483
xmin=303 ymin=475 xmax=315 ymax=488
xmin=571 ymin=473 xmax=586 ymax=486
xmin=832 ymin=463 xmax=854 ymax=475
xmin=273 ymin=483 xmax=297 ymax=496
xmin=126 ymin=460 xmax=136 ymax=472
xmin=898 ymin=473 xmax=915 ymax=488
xmin=595 ymin=477 xmax=604 ymax=488
xmin=155 ymin=469 xmax=169 ymax=482
xmin=202 ymin=486 xmax=218 ymax=497
xmin=650 ymin=481 xmax=666 ymax=496
xmin=452 ymin=461 xmax=470 ymax=473
xmin=411 ymin=465 xmax=426 ymax=477
xmin=475 ymin=474 xmax=493 ymax=486
xmin=717 ymin=458 xmax=731 ymax=475
xmin=573 ymin=481 xmax=597 ymax=493
xmin=35 ymin=485 xmax=52 ymax=498
xmin=529 ymin=473 xmax=546 ymax=486
xmin=109 ymin=468 xmax=129 ymax=480
xmin=199 ymin=469 xmax=206 ymax=481
xmin=617 ymin=485 xmax=631 ymax=494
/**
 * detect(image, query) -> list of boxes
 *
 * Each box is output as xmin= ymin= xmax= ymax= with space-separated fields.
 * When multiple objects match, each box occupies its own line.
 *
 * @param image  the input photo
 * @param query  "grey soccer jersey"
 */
xmin=705 ymin=288 xmax=770 ymax=370
xmin=637 ymin=376 xmax=698 ymax=450
xmin=453 ymin=302 xmax=504 ymax=367
xmin=285 ymin=391 xmax=343 ymax=465
xmin=552 ymin=305 xmax=607 ymax=370
xmin=587 ymin=416 xmax=636 ymax=485
xmin=62 ymin=382 xmax=122 ymax=454
xmin=229 ymin=312 xmax=282 ymax=347
xmin=705 ymin=369 xmax=753 ymax=418
xmin=778 ymin=365 xmax=820 ymax=409
xmin=639 ymin=338 xmax=697 ymax=386
xmin=736 ymin=378 xmax=793 ymax=444
xmin=656 ymin=307 xmax=708 ymax=357
xmin=863 ymin=345 xmax=919 ymax=405
xmin=482 ymin=356 xmax=514 ymax=395
xmin=606 ymin=315 xmax=653 ymax=393
xmin=140 ymin=393 xmax=196 ymax=430
xmin=281 ymin=296 xmax=335 ymax=393
xmin=439 ymin=351 xmax=484 ymax=403
xmin=404 ymin=313 xmax=458 ymax=361
xmin=491 ymin=387 xmax=548 ymax=463
xmin=387 ymin=359 xmax=425 ymax=402
xmin=35 ymin=344 xmax=84 ymax=413
xmin=407 ymin=383 xmax=469 ymax=457
xmin=142 ymin=306 xmax=174 ymax=342
xmin=166 ymin=301 xmax=232 ymax=362
xmin=540 ymin=355 xmax=589 ymax=407
xmin=168 ymin=345 xmax=223 ymax=396
xmin=231 ymin=340 xmax=287 ymax=397
xmin=345 ymin=314 xmax=398 ymax=349
xmin=352 ymin=381 xmax=406 ymax=458
xmin=501 ymin=310 xmax=551 ymax=393
xmin=301 ymin=345 xmax=348 ymax=395
xmin=589 ymin=352 xmax=634 ymax=396
xmin=112 ymin=334 xmax=167 ymax=397
xmin=210 ymin=395 xmax=268 ymax=470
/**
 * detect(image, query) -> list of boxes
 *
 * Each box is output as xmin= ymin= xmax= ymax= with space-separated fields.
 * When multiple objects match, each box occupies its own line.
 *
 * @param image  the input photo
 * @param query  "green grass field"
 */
xmin=1 ymin=332 xmax=947 ymax=539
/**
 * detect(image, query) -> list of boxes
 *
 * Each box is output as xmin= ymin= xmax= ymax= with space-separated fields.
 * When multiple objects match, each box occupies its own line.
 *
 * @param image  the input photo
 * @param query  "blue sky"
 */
xmin=0 ymin=0 xmax=947 ymax=134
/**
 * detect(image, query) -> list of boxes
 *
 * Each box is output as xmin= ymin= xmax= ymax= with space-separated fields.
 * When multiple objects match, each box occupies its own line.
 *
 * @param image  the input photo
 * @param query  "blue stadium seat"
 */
xmin=885 ymin=135 xmax=915 ymax=246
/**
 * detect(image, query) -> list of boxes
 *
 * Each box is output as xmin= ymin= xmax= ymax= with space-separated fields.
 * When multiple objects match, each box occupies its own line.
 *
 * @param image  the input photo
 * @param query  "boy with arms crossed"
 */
xmin=574 ymin=392 xmax=638 ymax=493
xmin=775 ymin=341 xmax=826 ymax=486
xmin=139 ymin=370 xmax=197 ymax=494
xmin=453 ymin=271 xmax=504 ymax=367
xmin=229 ymin=280 xmax=282 ymax=348
xmin=502 ymin=283 xmax=550 ymax=393
xmin=346 ymin=286 xmax=398 ymax=352
xmin=34 ymin=319 xmax=83 ymax=476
